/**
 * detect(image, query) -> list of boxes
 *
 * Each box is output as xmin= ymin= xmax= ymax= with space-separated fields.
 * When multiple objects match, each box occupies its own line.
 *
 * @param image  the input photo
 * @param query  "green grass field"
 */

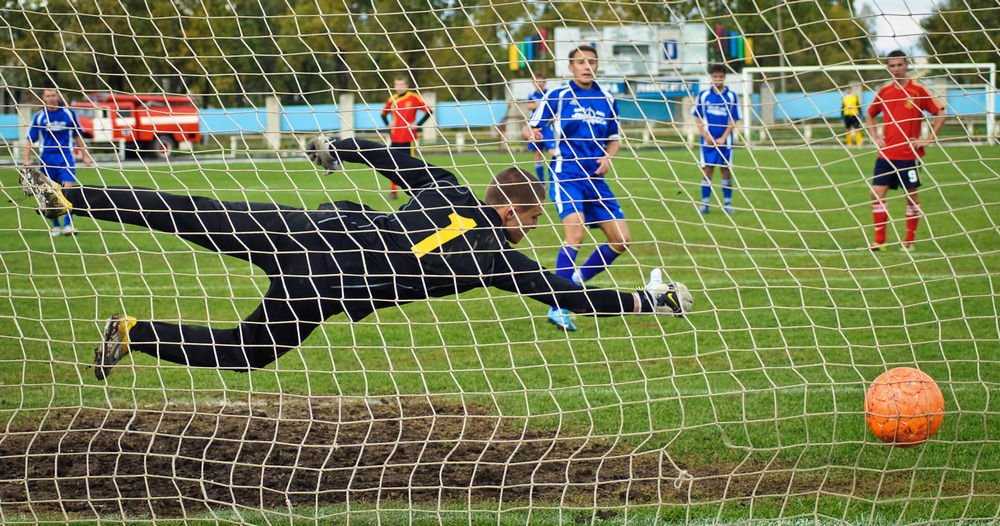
xmin=2 ymin=144 xmax=1000 ymax=523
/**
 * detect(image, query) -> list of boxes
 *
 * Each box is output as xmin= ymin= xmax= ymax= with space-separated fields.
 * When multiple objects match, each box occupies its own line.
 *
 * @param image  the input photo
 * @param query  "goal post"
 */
xmin=740 ymin=62 xmax=998 ymax=145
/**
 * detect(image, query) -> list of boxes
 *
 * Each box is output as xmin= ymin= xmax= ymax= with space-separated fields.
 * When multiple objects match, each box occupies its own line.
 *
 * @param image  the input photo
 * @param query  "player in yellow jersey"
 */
xmin=841 ymin=87 xmax=863 ymax=148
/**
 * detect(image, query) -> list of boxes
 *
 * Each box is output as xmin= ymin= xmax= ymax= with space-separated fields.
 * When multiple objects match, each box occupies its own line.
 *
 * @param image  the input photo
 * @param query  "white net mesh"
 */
xmin=2 ymin=1 xmax=999 ymax=524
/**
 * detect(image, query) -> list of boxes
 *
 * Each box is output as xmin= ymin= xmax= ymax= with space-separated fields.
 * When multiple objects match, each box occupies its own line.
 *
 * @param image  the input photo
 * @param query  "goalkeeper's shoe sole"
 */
xmin=547 ymin=307 xmax=577 ymax=332
xmin=95 ymin=314 xmax=137 ymax=381
xmin=19 ymin=167 xmax=72 ymax=219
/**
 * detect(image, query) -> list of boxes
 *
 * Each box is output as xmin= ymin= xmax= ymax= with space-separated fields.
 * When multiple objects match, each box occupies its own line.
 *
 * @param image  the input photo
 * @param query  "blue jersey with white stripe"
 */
xmin=691 ymin=86 xmax=741 ymax=144
xmin=27 ymin=107 xmax=83 ymax=166
xmin=527 ymin=81 xmax=620 ymax=179
xmin=527 ymin=90 xmax=554 ymax=143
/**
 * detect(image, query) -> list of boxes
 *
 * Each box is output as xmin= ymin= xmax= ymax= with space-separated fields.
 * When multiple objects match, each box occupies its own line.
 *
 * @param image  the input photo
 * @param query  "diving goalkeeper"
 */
xmin=19 ymin=138 xmax=692 ymax=380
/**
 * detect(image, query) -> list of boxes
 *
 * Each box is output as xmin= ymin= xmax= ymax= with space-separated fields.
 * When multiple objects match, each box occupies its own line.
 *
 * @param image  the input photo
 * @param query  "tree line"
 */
xmin=1 ymin=0 xmax=993 ymax=109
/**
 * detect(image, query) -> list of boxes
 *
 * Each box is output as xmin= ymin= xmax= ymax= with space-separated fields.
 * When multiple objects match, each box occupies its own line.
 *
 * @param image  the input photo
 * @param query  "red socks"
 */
xmin=905 ymin=198 xmax=921 ymax=243
xmin=872 ymin=199 xmax=889 ymax=244
xmin=872 ymin=198 xmax=920 ymax=245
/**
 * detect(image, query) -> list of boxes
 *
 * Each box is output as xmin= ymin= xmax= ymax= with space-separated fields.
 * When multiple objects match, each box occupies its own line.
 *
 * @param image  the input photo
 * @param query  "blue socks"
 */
xmin=722 ymin=178 xmax=732 ymax=207
xmin=556 ymin=244 xmax=623 ymax=285
xmin=555 ymin=245 xmax=578 ymax=281
xmin=701 ymin=177 xmax=712 ymax=204
xmin=534 ymin=162 xmax=545 ymax=181
xmin=578 ymin=244 xmax=623 ymax=283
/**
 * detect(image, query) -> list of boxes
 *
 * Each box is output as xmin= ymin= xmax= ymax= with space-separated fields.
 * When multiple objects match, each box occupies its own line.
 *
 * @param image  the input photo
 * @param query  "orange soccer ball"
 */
xmin=865 ymin=367 xmax=945 ymax=447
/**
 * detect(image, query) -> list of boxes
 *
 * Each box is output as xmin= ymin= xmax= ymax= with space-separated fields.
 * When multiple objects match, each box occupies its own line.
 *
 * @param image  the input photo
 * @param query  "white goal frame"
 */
xmin=741 ymin=63 xmax=998 ymax=144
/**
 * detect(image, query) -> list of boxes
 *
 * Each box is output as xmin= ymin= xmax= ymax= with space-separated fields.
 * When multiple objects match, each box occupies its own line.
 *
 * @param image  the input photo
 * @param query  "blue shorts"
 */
xmin=700 ymin=145 xmax=733 ymax=168
xmin=873 ymin=158 xmax=921 ymax=190
xmin=549 ymin=174 xmax=624 ymax=224
xmin=528 ymin=128 xmax=555 ymax=153
xmin=39 ymin=160 xmax=77 ymax=184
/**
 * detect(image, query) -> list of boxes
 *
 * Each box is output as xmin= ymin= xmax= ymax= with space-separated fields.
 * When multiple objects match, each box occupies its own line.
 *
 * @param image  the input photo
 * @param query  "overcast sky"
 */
xmin=862 ymin=0 xmax=940 ymax=53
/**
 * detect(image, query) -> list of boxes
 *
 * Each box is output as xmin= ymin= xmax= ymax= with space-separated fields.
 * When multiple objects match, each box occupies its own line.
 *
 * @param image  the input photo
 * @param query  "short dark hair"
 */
xmin=533 ymin=71 xmax=546 ymax=79
xmin=393 ymin=75 xmax=410 ymax=85
xmin=709 ymin=64 xmax=728 ymax=75
xmin=886 ymin=50 xmax=908 ymax=62
xmin=569 ymin=45 xmax=598 ymax=60
xmin=485 ymin=167 xmax=545 ymax=210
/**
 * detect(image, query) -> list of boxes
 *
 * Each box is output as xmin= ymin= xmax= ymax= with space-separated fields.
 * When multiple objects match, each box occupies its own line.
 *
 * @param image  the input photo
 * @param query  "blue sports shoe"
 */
xmin=547 ymin=307 xmax=577 ymax=332
xmin=724 ymin=205 xmax=735 ymax=214
xmin=699 ymin=204 xmax=710 ymax=215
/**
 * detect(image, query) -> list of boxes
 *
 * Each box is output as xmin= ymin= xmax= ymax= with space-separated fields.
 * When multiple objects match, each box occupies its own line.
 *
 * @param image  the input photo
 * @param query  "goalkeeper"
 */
xmin=19 ymin=138 xmax=693 ymax=380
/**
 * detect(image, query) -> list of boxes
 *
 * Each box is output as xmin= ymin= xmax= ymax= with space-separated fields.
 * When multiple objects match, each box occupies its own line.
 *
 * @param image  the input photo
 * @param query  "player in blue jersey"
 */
xmin=692 ymin=64 xmax=741 ymax=215
xmin=22 ymin=88 xmax=92 ymax=236
xmin=522 ymin=71 xmax=556 ymax=180
xmin=524 ymin=45 xmax=629 ymax=332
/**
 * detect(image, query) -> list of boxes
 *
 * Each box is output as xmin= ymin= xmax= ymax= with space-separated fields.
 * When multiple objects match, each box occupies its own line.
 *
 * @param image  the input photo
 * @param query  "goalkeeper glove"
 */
xmin=305 ymin=134 xmax=343 ymax=174
xmin=643 ymin=268 xmax=692 ymax=316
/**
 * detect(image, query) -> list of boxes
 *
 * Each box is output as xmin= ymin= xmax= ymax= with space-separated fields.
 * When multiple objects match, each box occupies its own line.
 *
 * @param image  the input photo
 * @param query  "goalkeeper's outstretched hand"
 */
xmin=305 ymin=134 xmax=343 ymax=174
xmin=644 ymin=268 xmax=692 ymax=316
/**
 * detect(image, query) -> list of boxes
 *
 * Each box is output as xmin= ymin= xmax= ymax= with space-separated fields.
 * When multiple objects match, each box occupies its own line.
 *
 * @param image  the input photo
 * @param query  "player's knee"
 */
xmin=563 ymin=233 xmax=585 ymax=247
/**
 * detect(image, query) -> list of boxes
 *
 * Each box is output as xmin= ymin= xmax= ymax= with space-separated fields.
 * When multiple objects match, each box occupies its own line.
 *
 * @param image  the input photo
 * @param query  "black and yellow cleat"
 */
xmin=94 ymin=314 xmax=137 ymax=380
xmin=18 ymin=167 xmax=72 ymax=219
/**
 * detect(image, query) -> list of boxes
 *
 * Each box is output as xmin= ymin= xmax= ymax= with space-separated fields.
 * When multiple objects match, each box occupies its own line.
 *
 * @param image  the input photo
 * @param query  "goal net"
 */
xmin=1 ymin=2 xmax=998 ymax=524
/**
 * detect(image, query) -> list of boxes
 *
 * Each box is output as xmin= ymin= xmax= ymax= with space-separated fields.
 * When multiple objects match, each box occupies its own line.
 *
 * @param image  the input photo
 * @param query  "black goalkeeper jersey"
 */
xmin=317 ymin=139 xmax=643 ymax=321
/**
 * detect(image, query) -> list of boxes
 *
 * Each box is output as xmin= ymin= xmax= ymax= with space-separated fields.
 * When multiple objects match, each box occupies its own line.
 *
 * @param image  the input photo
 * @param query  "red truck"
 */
xmin=71 ymin=93 xmax=201 ymax=158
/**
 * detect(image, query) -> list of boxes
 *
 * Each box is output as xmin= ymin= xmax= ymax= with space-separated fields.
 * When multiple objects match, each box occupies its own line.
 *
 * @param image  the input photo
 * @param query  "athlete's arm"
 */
xmin=329 ymin=138 xmax=458 ymax=189
xmin=596 ymin=140 xmax=619 ymax=176
xmin=74 ymin=134 xmax=93 ymax=167
xmin=865 ymin=113 xmax=884 ymax=149
xmin=488 ymin=249 xmax=650 ymax=315
xmin=22 ymin=140 xmax=33 ymax=166
xmin=23 ymin=117 xmax=39 ymax=165
xmin=694 ymin=117 xmax=715 ymax=146
xmin=718 ymin=119 xmax=736 ymax=144
xmin=416 ymin=107 xmax=433 ymax=129
xmin=913 ymin=108 xmax=947 ymax=150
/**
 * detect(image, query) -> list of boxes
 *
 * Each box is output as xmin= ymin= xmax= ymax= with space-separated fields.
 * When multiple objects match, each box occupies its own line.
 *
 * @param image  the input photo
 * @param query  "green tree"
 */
xmin=921 ymin=0 xmax=1000 ymax=71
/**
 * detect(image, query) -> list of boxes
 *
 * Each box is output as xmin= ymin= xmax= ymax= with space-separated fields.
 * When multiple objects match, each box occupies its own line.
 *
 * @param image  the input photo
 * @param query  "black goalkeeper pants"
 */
xmin=64 ymin=186 xmax=346 ymax=372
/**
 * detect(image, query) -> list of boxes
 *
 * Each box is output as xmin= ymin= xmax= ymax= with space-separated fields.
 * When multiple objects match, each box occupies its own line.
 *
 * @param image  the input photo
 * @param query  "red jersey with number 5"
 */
xmin=382 ymin=91 xmax=429 ymax=144
xmin=868 ymin=79 xmax=944 ymax=161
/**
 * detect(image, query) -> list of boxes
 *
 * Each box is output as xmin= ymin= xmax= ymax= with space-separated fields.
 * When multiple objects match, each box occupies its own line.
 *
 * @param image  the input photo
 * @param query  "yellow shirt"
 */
xmin=841 ymin=94 xmax=860 ymax=117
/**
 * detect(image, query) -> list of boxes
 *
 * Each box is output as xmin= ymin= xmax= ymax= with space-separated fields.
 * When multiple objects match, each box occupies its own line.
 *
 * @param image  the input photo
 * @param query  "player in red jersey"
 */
xmin=382 ymin=76 xmax=433 ymax=199
xmin=865 ymin=50 xmax=947 ymax=252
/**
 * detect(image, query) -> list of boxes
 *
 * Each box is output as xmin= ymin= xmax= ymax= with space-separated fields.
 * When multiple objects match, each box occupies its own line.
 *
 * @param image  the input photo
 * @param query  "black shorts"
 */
xmin=872 ymin=158 xmax=921 ymax=190
xmin=843 ymin=115 xmax=861 ymax=130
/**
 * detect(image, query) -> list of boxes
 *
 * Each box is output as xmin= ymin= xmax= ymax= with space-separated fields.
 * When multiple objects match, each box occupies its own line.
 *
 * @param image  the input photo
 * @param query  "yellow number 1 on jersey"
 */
xmin=411 ymin=212 xmax=477 ymax=259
